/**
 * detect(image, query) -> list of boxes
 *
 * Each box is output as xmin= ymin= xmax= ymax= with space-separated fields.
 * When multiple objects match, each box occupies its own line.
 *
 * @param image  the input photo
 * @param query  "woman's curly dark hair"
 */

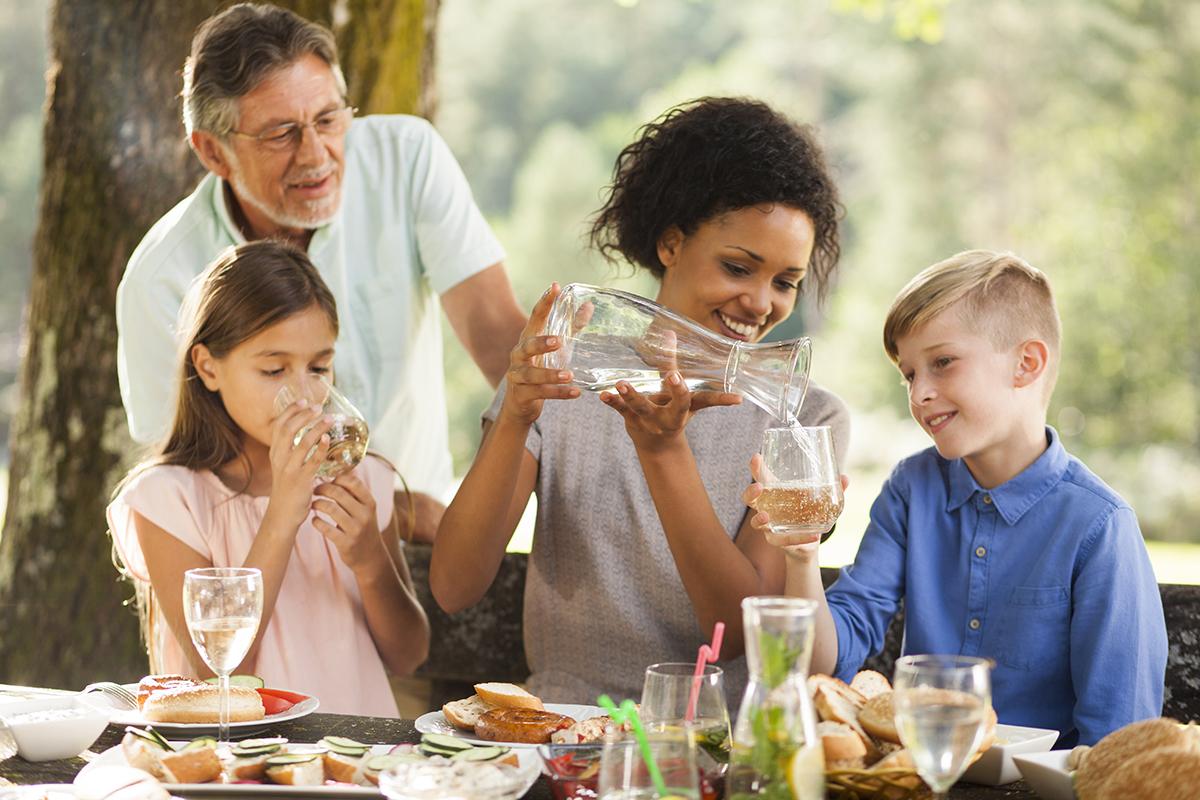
xmin=589 ymin=97 xmax=843 ymax=301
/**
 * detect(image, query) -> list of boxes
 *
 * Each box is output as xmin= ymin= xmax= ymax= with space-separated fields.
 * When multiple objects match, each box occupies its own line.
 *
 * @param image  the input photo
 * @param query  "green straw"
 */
xmin=597 ymin=694 xmax=668 ymax=797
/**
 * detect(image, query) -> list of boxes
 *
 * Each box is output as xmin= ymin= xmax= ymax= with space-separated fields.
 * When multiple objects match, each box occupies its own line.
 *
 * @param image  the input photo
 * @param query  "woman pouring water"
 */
xmin=430 ymin=97 xmax=850 ymax=704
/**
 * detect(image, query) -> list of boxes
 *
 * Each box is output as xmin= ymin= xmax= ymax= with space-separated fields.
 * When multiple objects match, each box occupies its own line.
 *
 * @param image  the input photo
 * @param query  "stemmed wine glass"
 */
xmin=892 ymin=654 xmax=993 ymax=800
xmin=640 ymin=663 xmax=731 ymax=800
xmin=755 ymin=425 xmax=843 ymax=546
xmin=274 ymin=374 xmax=370 ymax=479
xmin=182 ymin=567 xmax=264 ymax=743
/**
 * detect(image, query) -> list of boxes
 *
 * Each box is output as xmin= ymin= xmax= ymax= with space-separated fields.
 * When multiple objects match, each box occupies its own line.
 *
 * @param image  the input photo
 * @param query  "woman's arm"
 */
xmin=431 ymin=285 xmax=578 ymax=612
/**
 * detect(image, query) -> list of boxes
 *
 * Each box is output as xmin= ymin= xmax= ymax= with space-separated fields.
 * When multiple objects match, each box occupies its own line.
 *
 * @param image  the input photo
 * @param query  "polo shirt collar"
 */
xmin=945 ymin=426 xmax=1070 ymax=525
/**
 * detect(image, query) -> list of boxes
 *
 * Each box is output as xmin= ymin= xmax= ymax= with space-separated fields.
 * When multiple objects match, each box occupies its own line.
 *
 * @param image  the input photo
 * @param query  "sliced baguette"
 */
xmin=850 ymin=670 xmax=892 ymax=700
xmin=473 ymin=682 xmax=543 ymax=711
xmin=808 ymin=674 xmax=865 ymax=711
xmin=443 ymin=695 xmax=497 ymax=729
xmin=323 ymin=751 xmax=366 ymax=785
xmin=266 ymin=756 xmax=325 ymax=786
xmin=858 ymin=691 xmax=899 ymax=744
xmin=814 ymin=684 xmax=878 ymax=761
xmin=120 ymin=731 xmax=166 ymax=778
xmin=159 ymin=746 xmax=222 ymax=783
xmin=818 ymin=721 xmax=867 ymax=769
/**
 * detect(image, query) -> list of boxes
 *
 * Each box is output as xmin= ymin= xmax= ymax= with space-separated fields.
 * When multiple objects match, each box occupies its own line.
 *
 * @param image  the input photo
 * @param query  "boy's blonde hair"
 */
xmin=883 ymin=250 xmax=1062 ymax=401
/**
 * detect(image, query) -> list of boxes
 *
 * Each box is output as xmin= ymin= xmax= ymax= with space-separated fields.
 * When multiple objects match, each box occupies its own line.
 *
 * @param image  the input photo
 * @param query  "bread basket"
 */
xmin=825 ymin=765 xmax=930 ymax=800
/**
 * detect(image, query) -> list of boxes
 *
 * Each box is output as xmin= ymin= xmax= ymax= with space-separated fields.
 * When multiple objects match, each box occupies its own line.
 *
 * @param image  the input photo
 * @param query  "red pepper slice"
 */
xmin=255 ymin=687 xmax=308 ymax=715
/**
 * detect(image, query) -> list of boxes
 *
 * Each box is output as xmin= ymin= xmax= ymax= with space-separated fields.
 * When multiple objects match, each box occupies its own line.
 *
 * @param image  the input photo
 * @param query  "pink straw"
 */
xmin=685 ymin=622 xmax=725 ymax=723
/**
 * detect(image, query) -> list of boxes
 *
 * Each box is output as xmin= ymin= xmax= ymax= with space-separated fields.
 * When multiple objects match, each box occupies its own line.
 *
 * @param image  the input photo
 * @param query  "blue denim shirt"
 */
xmin=827 ymin=427 xmax=1166 ymax=746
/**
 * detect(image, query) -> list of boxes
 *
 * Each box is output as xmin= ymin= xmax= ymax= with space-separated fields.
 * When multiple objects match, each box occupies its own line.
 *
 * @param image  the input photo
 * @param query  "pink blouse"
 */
xmin=107 ymin=456 xmax=401 ymax=717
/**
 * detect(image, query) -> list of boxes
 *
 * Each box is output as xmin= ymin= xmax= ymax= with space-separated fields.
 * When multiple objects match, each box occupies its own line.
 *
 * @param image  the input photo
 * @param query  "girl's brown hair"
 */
xmin=157 ymin=239 xmax=337 ymax=483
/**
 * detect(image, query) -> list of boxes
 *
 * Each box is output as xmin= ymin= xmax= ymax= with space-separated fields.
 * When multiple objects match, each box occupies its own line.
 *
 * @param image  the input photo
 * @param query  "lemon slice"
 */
xmin=787 ymin=745 xmax=826 ymax=800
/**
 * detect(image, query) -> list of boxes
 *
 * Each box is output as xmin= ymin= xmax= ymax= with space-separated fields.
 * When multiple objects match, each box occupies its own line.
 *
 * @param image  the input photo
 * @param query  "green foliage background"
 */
xmin=0 ymin=0 xmax=1196 ymax=547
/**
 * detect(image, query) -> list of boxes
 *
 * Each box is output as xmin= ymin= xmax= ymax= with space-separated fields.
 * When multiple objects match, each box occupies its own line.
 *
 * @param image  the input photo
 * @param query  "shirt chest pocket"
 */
xmin=995 ymin=585 xmax=1071 ymax=671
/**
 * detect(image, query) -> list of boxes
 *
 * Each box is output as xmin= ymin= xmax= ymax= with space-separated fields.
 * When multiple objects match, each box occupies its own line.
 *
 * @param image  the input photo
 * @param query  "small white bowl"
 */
xmin=962 ymin=723 xmax=1060 ymax=785
xmin=0 ymin=694 xmax=111 ymax=762
xmin=1012 ymin=750 xmax=1076 ymax=800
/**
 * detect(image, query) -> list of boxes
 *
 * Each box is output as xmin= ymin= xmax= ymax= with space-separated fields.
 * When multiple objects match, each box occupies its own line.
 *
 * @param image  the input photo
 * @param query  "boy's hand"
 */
xmin=498 ymin=283 xmax=581 ymax=426
xmin=743 ymin=453 xmax=849 ymax=555
xmin=311 ymin=471 xmax=386 ymax=572
xmin=266 ymin=400 xmax=331 ymax=529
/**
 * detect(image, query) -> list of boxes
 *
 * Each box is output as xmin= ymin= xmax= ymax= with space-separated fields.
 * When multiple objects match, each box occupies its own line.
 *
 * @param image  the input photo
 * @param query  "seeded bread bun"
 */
xmin=1075 ymin=718 xmax=1200 ymax=800
xmin=819 ymin=721 xmax=868 ymax=769
xmin=473 ymin=682 xmax=543 ymax=711
xmin=142 ymin=684 xmax=264 ymax=723
xmin=1095 ymin=746 xmax=1200 ymax=800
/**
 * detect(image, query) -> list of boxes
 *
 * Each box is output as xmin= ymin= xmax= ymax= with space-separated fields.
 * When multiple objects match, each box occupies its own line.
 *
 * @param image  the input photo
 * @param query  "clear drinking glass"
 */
xmin=755 ymin=425 xmax=844 ymax=546
xmin=597 ymin=730 xmax=701 ymax=800
xmin=182 ymin=567 xmax=264 ymax=744
xmin=273 ymin=375 xmax=369 ymax=479
xmin=892 ymin=655 xmax=993 ymax=799
xmin=544 ymin=283 xmax=812 ymax=423
xmin=640 ymin=663 xmax=730 ymax=800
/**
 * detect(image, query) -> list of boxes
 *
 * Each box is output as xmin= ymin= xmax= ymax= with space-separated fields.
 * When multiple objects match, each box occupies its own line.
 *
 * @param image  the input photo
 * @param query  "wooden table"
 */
xmin=0 ymin=712 xmax=1039 ymax=798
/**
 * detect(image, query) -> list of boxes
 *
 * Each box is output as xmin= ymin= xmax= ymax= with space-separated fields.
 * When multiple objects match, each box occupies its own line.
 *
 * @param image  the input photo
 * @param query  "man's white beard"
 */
xmin=228 ymin=172 xmax=339 ymax=234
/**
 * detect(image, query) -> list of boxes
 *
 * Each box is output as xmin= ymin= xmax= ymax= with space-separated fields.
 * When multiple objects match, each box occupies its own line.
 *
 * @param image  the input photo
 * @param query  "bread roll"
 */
xmin=1096 ymin=746 xmax=1200 ymax=800
xmin=819 ymin=721 xmax=867 ymax=769
xmin=473 ymin=682 xmax=543 ymax=711
xmin=1075 ymin=718 xmax=1200 ymax=800
xmin=142 ymin=684 xmax=264 ymax=723
xmin=442 ymin=695 xmax=497 ymax=729
xmin=137 ymin=675 xmax=199 ymax=709
xmin=474 ymin=707 xmax=575 ymax=744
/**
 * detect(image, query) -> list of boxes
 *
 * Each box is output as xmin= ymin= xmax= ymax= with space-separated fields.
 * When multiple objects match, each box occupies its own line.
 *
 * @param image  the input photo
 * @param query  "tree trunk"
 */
xmin=0 ymin=0 xmax=436 ymax=688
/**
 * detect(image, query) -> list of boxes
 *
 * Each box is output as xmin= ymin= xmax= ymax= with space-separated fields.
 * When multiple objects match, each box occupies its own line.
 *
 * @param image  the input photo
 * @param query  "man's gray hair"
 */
xmin=182 ymin=3 xmax=348 ymax=138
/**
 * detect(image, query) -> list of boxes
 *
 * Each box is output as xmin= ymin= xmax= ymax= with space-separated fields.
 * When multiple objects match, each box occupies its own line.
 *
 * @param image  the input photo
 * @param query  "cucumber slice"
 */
xmin=366 ymin=754 xmax=414 ymax=772
xmin=202 ymin=674 xmax=266 ymax=688
xmin=418 ymin=745 xmax=459 ymax=759
xmin=325 ymin=743 xmax=369 ymax=758
xmin=419 ymin=733 xmax=472 ymax=752
xmin=183 ymin=737 xmax=217 ymax=750
xmin=321 ymin=736 xmax=368 ymax=749
xmin=451 ymin=746 xmax=509 ymax=762
xmin=232 ymin=743 xmax=282 ymax=758
xmin=238 ymin=737 xmax=288 ymax=749
xmin=265 ymin=754 xmax=319 ymax=766
xmin=125 ymin=726 xmax=172 ymax=751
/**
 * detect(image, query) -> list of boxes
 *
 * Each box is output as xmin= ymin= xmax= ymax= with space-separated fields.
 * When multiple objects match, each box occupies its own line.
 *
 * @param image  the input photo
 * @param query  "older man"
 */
xmin=116 ymin=3 xmax=525 ymax=541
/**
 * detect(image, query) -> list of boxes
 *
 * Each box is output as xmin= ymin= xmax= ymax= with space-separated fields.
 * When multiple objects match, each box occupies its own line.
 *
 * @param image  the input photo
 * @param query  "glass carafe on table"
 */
xmin=274 ymin=374 xmax=369 ymax=479
xmin=727 ymin=597 xmax=824 ymax=800
xmin=544 ymin=283 xmax=812 ymax=423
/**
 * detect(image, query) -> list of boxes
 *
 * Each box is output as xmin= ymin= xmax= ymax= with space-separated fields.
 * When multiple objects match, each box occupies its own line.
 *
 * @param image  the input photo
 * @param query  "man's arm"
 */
xmin=441 ymin=263 xmax=527 ymax=388
xmin=116 ymin=271 xmax=183 ymax=444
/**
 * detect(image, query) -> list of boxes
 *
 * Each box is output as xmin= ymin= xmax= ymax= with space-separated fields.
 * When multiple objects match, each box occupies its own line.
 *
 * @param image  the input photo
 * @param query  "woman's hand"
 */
xmin=601 ymin=369 xmax=741 ymax=454
xmin=498 ymin=283 xmax=580 ymax=426
xmin=265 ymin=400 xmax=332 ymax=529
xmin=743 ymin=453 xmax=849 ymax=557
xmin=312 ymin=471 xmax=387 ymax=572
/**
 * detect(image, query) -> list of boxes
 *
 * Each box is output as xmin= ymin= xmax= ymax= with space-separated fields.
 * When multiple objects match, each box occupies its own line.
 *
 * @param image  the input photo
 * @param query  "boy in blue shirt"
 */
xmin=748 ymin=249 xmax=1166 ymax=746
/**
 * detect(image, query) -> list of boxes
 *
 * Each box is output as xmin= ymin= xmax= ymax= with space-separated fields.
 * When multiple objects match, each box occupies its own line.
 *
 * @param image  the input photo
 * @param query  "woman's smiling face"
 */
xmin=654 ymin=203 xmax=815 ymax=342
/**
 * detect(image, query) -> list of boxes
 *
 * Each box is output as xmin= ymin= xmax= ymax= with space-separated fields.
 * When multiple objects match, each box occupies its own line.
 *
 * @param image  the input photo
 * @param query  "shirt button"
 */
xmin=975 ymin=546 xmax=987 ymax=558
xmin=982 ymin=494 xmax=993 ymax=504
xmin=969 ymin=618 xmax=982 ymax=630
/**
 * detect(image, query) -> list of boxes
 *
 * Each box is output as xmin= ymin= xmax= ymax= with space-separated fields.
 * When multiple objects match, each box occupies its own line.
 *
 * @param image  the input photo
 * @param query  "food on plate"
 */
xmin=136 ymin=675 xmax=197 ymax=709
xmin=443 ymin=695 xmax=499 ymax=729
xmin=264 ymin=753 xmax=325 ymax=785
xmin=550 ymin=713 xmax=631 ymax=744
xmin=120 ymin=727 xmax=172 ymax=777
xmin=442 ymin=681 xmax=544 ymax=730
xmin=475 ymin=707 xmax=576 ymax=744
xmin=142 ymin=683 xmax=265 ymax=723
xmin=1073 ymin=717 xmax=1200 ymax=800
xmin=228 ymin=737 xmax=289 ymax=780
xmin=158 ymin=739 xmax=222 ymax=783
xmin=74 ymin=764 xmax=172 ymax=800
xmin=137 ymin=673 xmax=296 ymax=721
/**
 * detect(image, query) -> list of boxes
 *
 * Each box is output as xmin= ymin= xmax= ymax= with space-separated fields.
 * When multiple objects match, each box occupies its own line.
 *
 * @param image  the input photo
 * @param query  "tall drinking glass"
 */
xmin=597 ymin=730 xmax=700 ymax=800
xmin=755 ymin=425 xmax=843 ymax=546
xmin=892 ymin=655 xmax=993 ymax=800
xmin=182 ymin=567 xmax=264 ymax=743
xmin=274 ymin=375 xmax=369 ymax=479
xmin=640 ymin=663 xmax=730 ymax=800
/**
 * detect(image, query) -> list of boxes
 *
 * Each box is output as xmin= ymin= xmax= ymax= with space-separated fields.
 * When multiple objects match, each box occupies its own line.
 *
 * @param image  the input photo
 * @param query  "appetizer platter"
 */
xmin=413 ymin=682 xmax=612 ymax=748
xmin=75 ymin=726 xmax=540 ymax=798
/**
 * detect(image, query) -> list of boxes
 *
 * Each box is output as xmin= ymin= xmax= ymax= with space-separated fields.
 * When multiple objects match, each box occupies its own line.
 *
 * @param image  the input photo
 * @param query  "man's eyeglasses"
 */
xmin=230 ymin=106 xmax=356 ymax=152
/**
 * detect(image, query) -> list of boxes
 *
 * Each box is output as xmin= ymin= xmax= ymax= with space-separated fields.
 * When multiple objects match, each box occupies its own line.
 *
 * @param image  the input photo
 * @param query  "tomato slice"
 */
xmin=255 ymin=687 xmax=308 ymax=715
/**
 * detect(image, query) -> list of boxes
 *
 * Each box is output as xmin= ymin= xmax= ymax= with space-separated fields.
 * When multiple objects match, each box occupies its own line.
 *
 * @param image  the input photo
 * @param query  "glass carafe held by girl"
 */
xmin=727 ymin=597 xmax=824 ymax=800
xmin=544 ymin=284 xmax=812 ymax=423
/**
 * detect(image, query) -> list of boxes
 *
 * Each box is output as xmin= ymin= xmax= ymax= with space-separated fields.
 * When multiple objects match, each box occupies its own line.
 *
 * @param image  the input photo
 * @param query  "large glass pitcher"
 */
xmin=727 ymin=597 xmax=824 ymax=800
xmin=544 ymin=283 xmax=812 ymax=423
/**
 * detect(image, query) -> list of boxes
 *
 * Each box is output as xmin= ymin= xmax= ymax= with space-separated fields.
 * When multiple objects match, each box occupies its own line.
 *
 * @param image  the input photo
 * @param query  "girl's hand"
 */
xmin=311 ymin=471 xmax=386 ymax=572
xmin=265 ymin=400 xmax=332 ymax=529
xmin=601 ymin=333 xmax=739 ymax=453
xmin=499 ymin=283 xmax=580 ymax=426
xmin=743 ymin=454 xmax=849 ymax=557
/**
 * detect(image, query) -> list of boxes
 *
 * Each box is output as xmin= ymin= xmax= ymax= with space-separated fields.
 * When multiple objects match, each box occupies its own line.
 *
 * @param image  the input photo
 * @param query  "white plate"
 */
xmin=76 ymin=741 xmax=540 ymax=797
xmin=962 ymin=723 xmax=1060 ymax=785
xmin=414 ymin=703 xmax=607 ymax=748
xmin=95 ymin=686 xmax=319 ymax=738
xmin=1012 ymin=750 xmax=1075 ymax=800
